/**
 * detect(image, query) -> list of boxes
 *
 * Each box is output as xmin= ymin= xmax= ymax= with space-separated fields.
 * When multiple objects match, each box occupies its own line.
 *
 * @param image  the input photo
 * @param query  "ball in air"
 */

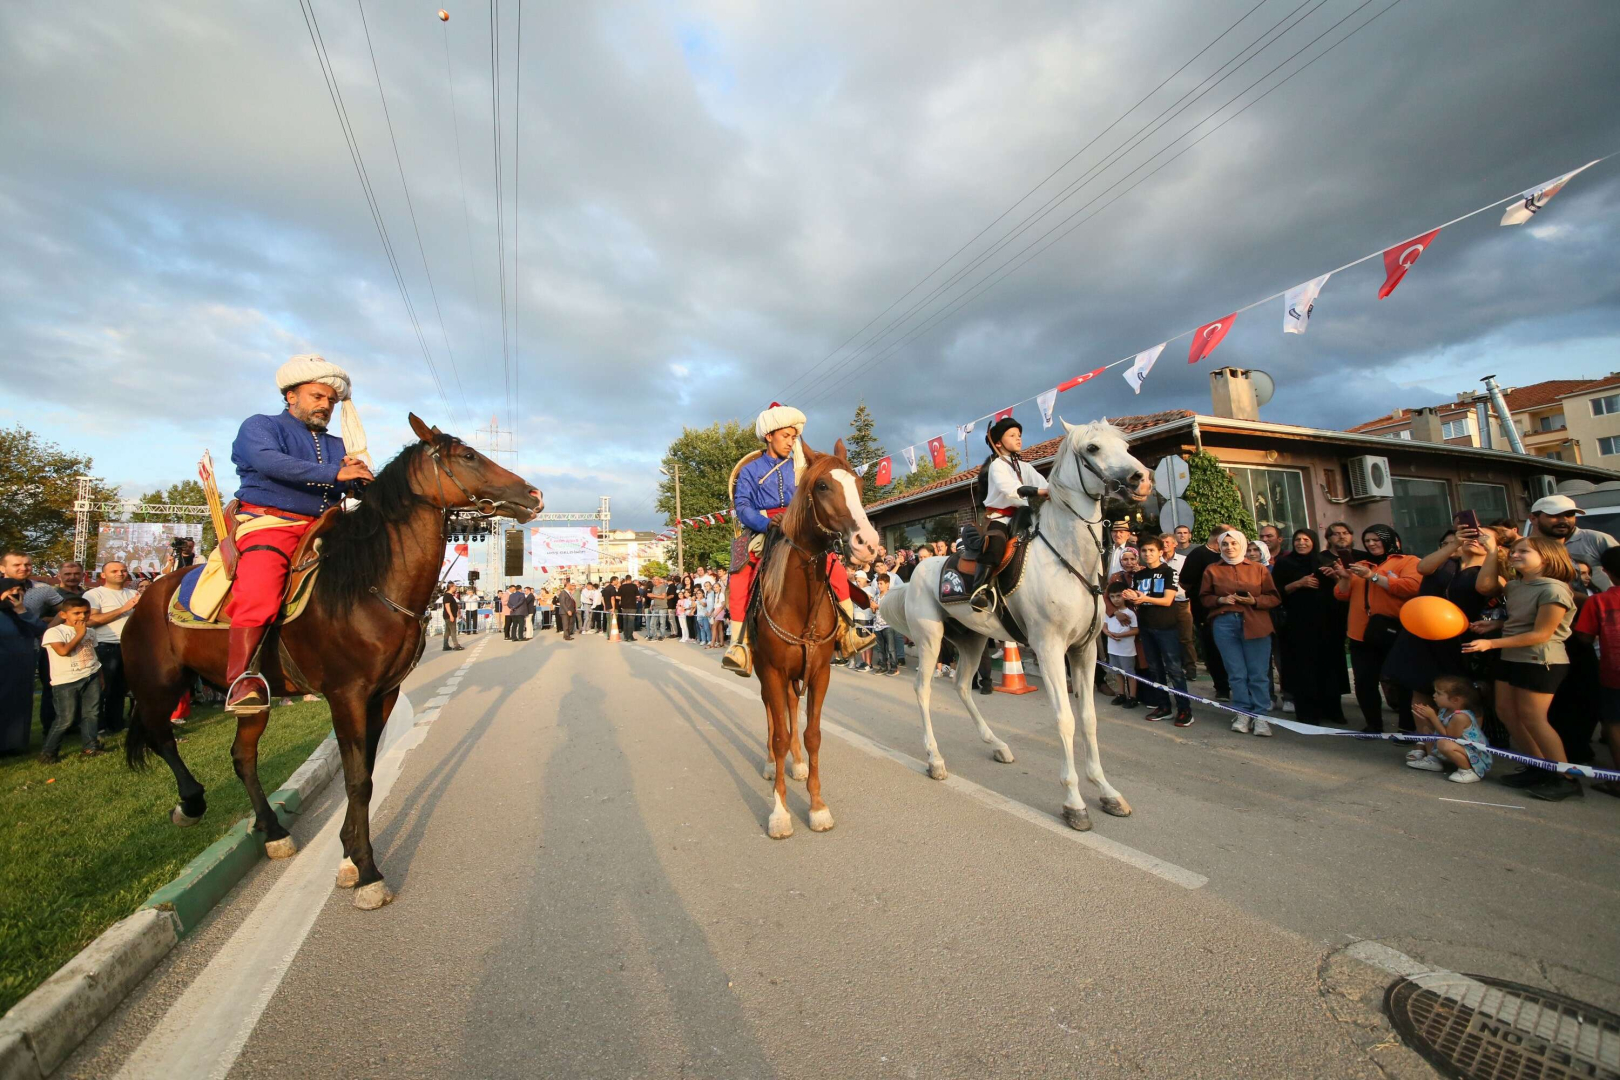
xmin=438 ymin=9 xmax=449 ymax=21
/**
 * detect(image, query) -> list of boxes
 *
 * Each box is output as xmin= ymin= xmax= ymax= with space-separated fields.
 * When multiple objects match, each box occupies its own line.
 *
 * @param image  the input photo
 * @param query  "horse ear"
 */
xmin=800 ymin=439 xmax=819 ymax=462
xmin=408 ymin=414 xmax=436 ymax=443
xmin=1060 ymin=417 xmax=1076 ymax=434
xmin=833 ymin=437 xmax=847 ymax=460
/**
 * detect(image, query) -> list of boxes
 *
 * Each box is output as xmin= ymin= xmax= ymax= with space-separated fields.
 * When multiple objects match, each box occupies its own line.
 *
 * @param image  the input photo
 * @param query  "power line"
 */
xmin=803 ymin=0 xmax=1401 ymax=409
xmin=489 ymin=0 xmax=514 ymax=435
xmin=801 ymin=0 xmax=1328 ymax=405
xmin=442 ymin=11 xmax=497 ymax=426
xmin=295 ymin=0 xmax=455 ymax=420
xmin=512 ymin=0 xmax=523 ymax=442
xmin=354 ymin=0 xmax=473 ymax=431
xmin=777 ymin=0 xmax=1274 ymax=403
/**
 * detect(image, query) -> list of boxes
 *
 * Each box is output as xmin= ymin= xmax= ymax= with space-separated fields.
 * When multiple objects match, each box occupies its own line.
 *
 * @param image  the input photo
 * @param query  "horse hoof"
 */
xmin=927 ymin=761 xmax=948 ymax=781
xmin=808 ymin=807 xmax=835 ymax=832
xmin=1099 ymin=795 xmax=1133 ymax=818
xmin=353 ymin=881 xmax=394 ymax=910
xmin=335 ymin=857 xmax=359 ymax=889
xmin=264 ymin=836 xmax=298 ymax=860
xmin=762 ymin=763 xmax=777 ymax=781
xmin=171 ymin=804 xmax=202 ymax=827
xmin=790 ymin=762 xmax=809 ymax=782
xmin=1063 ymin=805 xmax=1093 ymax=832
xmin=767 ymin=815 xmax=794 ymax=840
xmin=993 ymin=746 xmax=1016 ymax=764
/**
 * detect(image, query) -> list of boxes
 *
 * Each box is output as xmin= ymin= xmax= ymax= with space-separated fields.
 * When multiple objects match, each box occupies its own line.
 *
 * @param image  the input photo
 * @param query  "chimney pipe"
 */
xmin=1481 ymin=375 xmax=1526 ymax=455
xmin=1210 ymin=367 xmax=1259 ymax=421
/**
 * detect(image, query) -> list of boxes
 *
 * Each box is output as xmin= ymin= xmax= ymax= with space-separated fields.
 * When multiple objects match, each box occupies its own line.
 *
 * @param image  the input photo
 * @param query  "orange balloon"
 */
xmin=438 ymin=9 xmax=449 ymax=21
xmin=1399 ymin=595 xmax=1468 ymax=641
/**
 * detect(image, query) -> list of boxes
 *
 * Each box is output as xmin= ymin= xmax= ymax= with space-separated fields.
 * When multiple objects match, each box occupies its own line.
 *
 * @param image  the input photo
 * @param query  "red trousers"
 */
xmin=223 ymin=521 xmax=310 ymax=628
xmin=729 ymin=550 xmax=850 ymax=623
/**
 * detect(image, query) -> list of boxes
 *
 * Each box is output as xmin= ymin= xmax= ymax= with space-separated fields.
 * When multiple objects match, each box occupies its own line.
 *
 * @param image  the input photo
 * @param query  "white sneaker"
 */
xmin=1252 ymin=718 xmax=1272 ymax=737
xmin=1282 ymin=700 xmax=1295 ymax=714
xmin=1406 ymin=747 xmax=1428 ymax=761
xmin=1230 ymin=716 xmax=1252 ymax=734
xmin=1406 ymin=756 xmax=1445 ymax=772
xmin=1447 ymin=768 xmax=1483 ymax=783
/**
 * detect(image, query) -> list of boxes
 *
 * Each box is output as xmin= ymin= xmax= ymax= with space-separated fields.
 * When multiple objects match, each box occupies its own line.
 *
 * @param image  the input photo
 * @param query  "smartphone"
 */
xmin=1454 ymin=509 xmax=1480 ymax=532
xmin=1236 ymin=591 xmax=1254 ymax=602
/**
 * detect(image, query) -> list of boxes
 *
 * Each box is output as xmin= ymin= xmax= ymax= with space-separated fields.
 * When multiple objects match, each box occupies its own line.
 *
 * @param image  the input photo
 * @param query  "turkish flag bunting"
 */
xmin=927 ymin=436 xmax=947 ymax=470
xmin=1188 ymin=314 xmax=1237 ymax=363
xmin=993 ymin=407 xmax=1014 ymax=422
xmin=875 ymin=456 xmax=893 ymax=486
xmin=1057 ymin=366 xmax=1107 ymax=392
xmin=1377 ymin=228 xmax=1441 ymax=299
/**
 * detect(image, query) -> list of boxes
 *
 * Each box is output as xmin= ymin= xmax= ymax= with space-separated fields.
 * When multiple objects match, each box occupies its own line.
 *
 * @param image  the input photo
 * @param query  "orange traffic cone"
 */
xmin=608 ymin=611 xmax=622 ymax=642
xmin=994 ymin=641 xmax=1039 ymax=695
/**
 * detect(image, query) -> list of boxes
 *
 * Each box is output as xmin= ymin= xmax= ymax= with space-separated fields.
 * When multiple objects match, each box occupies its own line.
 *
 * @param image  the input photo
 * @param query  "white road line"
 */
xmin=114 ymin=651 xmax=474 ymax=1079
xmin=1438 ymin=797 xmax=1525 ymax=809
xmin=637 ymin=646 xmax=1208 ymax=891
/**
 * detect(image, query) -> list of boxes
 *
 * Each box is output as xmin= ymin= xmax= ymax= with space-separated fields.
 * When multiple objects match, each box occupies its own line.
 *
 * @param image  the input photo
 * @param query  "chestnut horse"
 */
xmin=121 ymin=414 xmax=540 ymax=909
xmin=751 ymin=438 xmax=879 ymax=839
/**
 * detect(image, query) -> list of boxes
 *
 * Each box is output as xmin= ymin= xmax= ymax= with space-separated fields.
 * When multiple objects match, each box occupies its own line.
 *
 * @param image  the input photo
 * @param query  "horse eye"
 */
xmin=462 ymin=450 xmax=476 ymax=461
xmin=1086 ymin=444 xmax=1099 ymax=453
xmin=816 ymin=481 xmax=828 ymax=491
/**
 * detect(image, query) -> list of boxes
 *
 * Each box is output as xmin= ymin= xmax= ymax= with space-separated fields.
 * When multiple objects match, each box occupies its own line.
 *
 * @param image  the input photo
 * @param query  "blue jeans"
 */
xmin=1139 ymin=626 xmax=1187 ymax=708
xmin=44 ymin=675 xmax=102 ymax=756
xmin=1211 ymin=613 xmax=1272 ymax=717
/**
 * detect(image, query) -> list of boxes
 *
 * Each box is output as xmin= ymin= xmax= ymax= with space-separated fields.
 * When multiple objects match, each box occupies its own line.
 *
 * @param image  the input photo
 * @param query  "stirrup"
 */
xmin=722 ymin=642 xmax=753 ymax=677
xmin=225 ymin=671 xmax=272 ymax=715
xmin=969 ymin=581 xmax=997 ymax=613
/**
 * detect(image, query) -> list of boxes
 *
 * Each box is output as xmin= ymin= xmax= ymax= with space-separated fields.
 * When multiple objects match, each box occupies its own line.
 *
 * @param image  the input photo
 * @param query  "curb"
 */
xmin=0 ymin=722 xmax=354 ymax=1080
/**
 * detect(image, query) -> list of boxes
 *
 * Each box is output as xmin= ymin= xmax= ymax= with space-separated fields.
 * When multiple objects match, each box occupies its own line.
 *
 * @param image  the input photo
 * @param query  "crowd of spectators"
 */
xmin=1098 ymin=494 xmax=1620 ymax=801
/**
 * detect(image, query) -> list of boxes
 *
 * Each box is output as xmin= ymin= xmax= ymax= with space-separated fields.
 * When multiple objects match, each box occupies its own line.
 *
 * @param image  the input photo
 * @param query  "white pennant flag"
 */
xmin=1037 ymin=387 xmax=1058 ymax=429
xmin=900 ymin=445 xmax=918 ymax=474
xmin=956 ymin=420 xmax=975 ymax=445
xmin=1283 ymin=272 xmax=1331 ymax=335
xmin=1122 ymin=343 xmax=1166 ymax=395
xmin=1501 ymin=162 xmax=1595 ymax=226
xmin=854 ymin=462 xmax=869 ymax=478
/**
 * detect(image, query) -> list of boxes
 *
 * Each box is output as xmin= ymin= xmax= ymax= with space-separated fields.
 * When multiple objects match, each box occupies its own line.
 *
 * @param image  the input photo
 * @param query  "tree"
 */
xmin=655 ymin=420 xmax=759 ymax=574
xmin=132 ymin=478 xmax=217 ymax=550
xmin=1181 ymin=450 xmax=1256 ymax=542
xmin=890 ymin=446 xmax=962 ymax=496
xmin=845 ymin=401 xmax=887 ymax=503
xmin=0 ymin=425 xmax=118 ymax=567
xmin=640 ymin=558 xmax=672 ymax=580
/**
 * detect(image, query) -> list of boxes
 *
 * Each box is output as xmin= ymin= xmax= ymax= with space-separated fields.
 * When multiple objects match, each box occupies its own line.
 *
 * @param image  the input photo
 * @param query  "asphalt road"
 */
xmin=62 ymin=625 xmax=1620 ymax=1079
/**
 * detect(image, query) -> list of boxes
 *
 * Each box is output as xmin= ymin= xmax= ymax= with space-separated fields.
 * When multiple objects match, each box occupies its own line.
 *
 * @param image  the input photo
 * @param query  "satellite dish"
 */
xmin=1249 ymin=369 xmax=1275 ymax=407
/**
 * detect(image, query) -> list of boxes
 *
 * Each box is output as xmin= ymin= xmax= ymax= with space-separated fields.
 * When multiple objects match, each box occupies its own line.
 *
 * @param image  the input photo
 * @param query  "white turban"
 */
xmin=276 ymin=354 xmax=371 ymax=466
xmin=755 ymin=402 xmax=807 ymax=472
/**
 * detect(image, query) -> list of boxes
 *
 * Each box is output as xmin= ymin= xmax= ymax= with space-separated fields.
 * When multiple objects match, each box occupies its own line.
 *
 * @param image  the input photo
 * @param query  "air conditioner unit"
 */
xmin=1346 ymin=455 xmax=1394 ymax=502
xmin=1530 ymin=474 xmax=1559 ymax=500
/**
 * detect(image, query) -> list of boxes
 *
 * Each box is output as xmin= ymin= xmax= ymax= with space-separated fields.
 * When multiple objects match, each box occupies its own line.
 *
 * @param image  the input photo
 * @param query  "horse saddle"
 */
xmin=938 ymin=538 xmax=1028 ymax=607
xmin=167 ymin=507 xmax=340 ymax=629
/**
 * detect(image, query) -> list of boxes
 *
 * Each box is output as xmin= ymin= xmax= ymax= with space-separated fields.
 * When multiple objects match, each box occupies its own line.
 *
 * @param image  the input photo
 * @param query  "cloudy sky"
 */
xmin=4 ymin=0 xmax=1619 ymax=528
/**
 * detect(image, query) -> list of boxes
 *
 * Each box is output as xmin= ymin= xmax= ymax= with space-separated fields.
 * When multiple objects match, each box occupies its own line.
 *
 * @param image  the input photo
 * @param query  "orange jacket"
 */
xmin=1333 ymin=553 xmax=1421 ymax=641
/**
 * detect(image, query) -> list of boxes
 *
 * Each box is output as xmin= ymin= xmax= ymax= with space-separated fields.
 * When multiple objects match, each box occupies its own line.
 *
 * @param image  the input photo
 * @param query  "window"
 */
xmin=1538 ymin=413 xmax=1566 ymax=432
xmin=1441 ymin=417 xmax=1472 ymax=440
xmin=1391 ymin=478 xmax=1453 ymax=555
xmin=1383 ymin=429 xmax=1414 ymax=440
xmin=1458 ymin=482 xmax=1509 ymax=526
xmin=1600 ymin=436 xmax=1620 ymax=457
xmin=1545 ymin=451 xmax=1564 ymax=462
xmin=1592 ymin=393 xmax=1620 ymax=417
xmin=883 ymin=512 xmax=962 ymax=553
xmin=1224 ymin=466 xmax=1309 ymax=535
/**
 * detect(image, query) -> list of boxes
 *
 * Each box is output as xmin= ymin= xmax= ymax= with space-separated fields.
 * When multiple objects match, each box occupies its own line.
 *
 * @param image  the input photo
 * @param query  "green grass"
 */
xmin=0 ymin=696 xmax=333 ymax=1016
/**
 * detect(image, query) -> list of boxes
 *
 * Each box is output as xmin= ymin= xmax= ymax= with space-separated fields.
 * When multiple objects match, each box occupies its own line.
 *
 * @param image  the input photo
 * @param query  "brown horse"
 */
xmin=752 ymin=438 xmax=880 ymax=839
xmin=121 ymin=414 xmax=540 ymax=908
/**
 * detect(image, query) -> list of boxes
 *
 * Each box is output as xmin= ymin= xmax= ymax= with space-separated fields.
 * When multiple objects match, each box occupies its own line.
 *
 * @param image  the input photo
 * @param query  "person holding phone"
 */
xmin=1327 ymin=525 xmax=1421 ymax=734
xmin=1200 ymin=530 xmax=1283 ymax=735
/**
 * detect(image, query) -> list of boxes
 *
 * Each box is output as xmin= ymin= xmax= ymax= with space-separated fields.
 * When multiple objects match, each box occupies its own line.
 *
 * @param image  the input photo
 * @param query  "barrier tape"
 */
xmin=1097 ymin=662 xmax=1620 ymax=784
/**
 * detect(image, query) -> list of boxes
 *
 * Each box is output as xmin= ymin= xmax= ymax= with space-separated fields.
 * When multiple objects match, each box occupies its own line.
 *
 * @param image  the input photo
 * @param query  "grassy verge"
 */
xmin=0 ymin=696 xmax=333 ymax=1016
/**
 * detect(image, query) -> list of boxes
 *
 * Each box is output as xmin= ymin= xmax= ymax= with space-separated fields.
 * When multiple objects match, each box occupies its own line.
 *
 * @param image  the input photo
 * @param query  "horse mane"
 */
xmin=315 ymin=435 xmax=453 ymax=612
xmin=760 ymin=449 xmax=845 ymax=611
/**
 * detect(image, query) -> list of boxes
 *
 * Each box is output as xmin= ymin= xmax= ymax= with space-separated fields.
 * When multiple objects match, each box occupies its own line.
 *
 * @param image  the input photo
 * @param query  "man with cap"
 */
xmin=1530 ymin=494 xmax=1616 ymax=591
xmin=223 ymin=355 xmax=375 ymax=712
xmin=968 ymin=416 xmax=1047 ymax=611
xmin=723 ymin=403 xmax=873 ymax=676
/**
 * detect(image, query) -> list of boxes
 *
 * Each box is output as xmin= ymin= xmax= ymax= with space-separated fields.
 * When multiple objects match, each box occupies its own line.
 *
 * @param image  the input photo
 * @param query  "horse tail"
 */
xmin=125 ymin=706 xmax=151 ymax=769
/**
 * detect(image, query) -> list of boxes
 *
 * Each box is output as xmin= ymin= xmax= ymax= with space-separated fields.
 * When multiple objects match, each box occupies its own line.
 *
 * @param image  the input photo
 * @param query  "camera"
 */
xmin=171 ymin=537 xmax=189 ymax=554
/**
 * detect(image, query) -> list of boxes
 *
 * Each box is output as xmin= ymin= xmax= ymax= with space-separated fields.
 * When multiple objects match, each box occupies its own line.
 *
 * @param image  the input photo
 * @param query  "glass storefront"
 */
xmin=1225 ymin=466 xmax=1310 ymax=535
xmin=883 ymin=512 xmax=963 ymax=552
xmin=1392 ymin=477 xmax=1453 ymax=555
xmin=1458 ymin=482 xmax=1510 ymax=526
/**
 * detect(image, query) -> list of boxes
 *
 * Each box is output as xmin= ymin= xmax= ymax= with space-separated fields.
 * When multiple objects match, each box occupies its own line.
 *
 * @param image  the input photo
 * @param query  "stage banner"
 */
xmin=529 ymin=526 xmax=600 ymax=570
xmin=441 ymin=542 xmax=471 ymax=585
xmin=95 ymin=522 xmax=204 ymax=575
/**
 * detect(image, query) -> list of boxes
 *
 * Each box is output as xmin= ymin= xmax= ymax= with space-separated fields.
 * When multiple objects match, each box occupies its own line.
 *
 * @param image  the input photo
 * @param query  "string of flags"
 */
xmin=657 ymin=154 xmax=1609 ymax=537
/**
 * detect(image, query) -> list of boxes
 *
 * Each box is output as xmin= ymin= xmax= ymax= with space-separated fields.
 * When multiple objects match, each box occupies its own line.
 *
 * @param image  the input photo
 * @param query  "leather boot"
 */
xmin=836 ymin=598 xmax=876 ymax=659
xmin=722 ymin=622 xmax=753 ymax=677
xmin=225 ymin=624 xmax=272 ymax=713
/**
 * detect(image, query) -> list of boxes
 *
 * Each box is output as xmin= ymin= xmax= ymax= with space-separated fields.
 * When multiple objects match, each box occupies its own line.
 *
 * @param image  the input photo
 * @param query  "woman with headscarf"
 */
xmin=1326 ymin=524 xmax=1422 ymax=733
xmin=1200 ymin=529 xmax=1283 ymax=735
xmin=1272 ymin=529 xmax=1348 ymax=724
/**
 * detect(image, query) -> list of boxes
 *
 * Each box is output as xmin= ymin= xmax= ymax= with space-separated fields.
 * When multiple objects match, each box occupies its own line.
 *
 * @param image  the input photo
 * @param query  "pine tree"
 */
xmin=1181 ymin=450 xmax=1256 ymax=542
xmin=846 ymin=401 xmax=887 ymax=502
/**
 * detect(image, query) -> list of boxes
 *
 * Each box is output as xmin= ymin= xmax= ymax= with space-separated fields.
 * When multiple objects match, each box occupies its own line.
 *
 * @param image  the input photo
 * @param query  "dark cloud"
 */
xmin=3 ymin=0 xmax=1618 ymax=527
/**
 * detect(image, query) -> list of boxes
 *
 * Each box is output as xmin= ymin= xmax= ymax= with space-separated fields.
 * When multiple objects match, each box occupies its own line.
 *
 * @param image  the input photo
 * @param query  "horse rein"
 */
xmin=427 ymin=444 xmax=534 ymax=518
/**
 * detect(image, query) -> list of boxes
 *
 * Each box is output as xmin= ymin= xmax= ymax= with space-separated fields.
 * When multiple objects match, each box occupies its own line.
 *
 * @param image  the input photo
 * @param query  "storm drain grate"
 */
xmin=1385 ymin=971 xmax=1620 ymax=1080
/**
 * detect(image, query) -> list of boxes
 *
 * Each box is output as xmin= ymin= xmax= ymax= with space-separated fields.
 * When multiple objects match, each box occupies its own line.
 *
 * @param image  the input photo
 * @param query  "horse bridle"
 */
xmin=427 ymin=443 xmax=534 ymax=518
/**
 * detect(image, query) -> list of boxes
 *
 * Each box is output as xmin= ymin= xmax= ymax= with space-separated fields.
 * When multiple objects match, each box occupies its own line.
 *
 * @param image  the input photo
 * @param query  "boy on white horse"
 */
xmin=969 ymin=416 xmax=1047 ymax=611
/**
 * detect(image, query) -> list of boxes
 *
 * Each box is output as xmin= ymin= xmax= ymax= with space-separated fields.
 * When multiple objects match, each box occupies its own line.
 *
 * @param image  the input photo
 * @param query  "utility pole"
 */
xmin=672 ymin=463 xmax=684 ymax=574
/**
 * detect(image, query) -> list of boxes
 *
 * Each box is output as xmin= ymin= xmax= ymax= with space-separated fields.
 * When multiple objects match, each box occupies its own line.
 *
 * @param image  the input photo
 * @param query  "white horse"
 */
xmin=879 ymin=419 xmax=1151 ymax=830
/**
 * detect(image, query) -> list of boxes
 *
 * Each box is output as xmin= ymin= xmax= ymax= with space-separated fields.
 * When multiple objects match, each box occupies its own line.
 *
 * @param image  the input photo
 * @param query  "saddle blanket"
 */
xmin=938 ymin=562 xmax=973 ymax=605
xmin=168 ymin=517 xmax=322 ymax=629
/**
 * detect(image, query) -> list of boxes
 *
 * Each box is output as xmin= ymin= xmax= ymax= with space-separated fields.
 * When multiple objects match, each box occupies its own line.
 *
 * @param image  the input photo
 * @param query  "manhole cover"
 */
xmin=1385 ymin=971 xmax=1620 ymax=1080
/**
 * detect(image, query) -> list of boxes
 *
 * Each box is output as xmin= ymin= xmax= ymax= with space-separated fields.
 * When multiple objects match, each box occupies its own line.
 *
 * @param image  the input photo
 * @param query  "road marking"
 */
xmin=1438 ymin=797 xmax=1525 ymax=809
xmin=637 ymin=646 xmax=1208 ymax=891
xmin=114 ymin=644 xmax=488 ymax=1080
